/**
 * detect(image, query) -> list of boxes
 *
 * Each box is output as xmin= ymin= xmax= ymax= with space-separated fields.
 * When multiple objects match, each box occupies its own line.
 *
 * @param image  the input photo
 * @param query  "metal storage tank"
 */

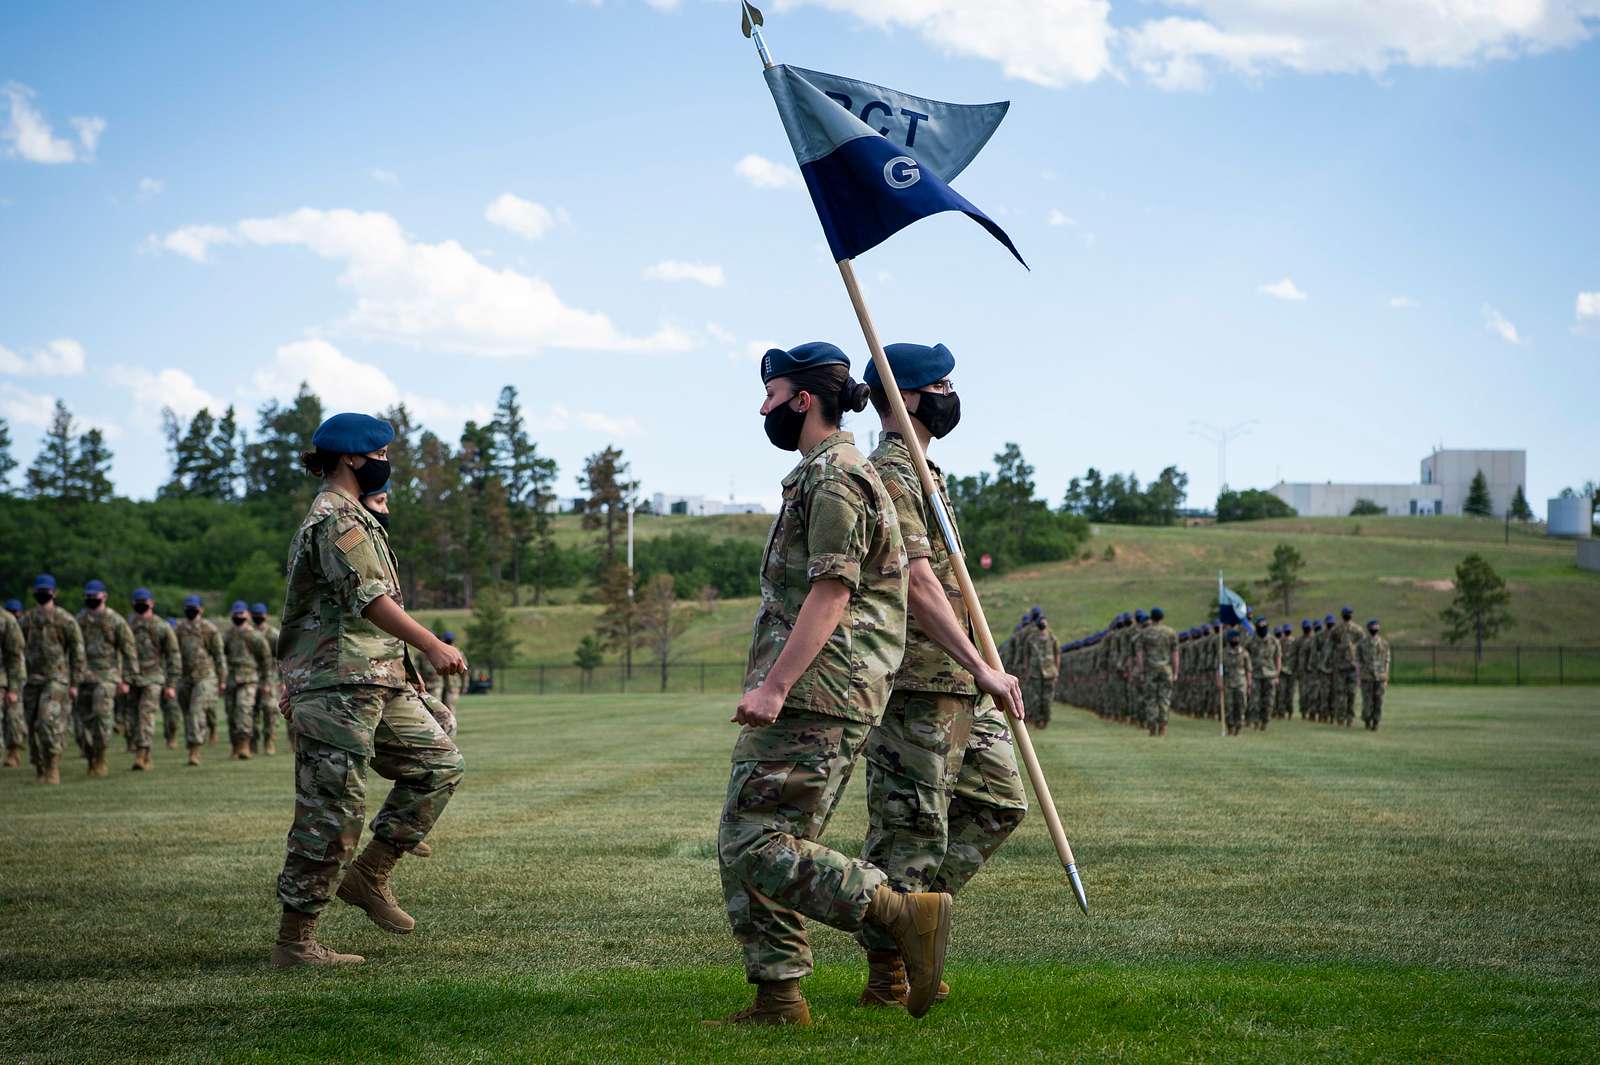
xmin=1547 ymin=495 xmax=1593 ymax=538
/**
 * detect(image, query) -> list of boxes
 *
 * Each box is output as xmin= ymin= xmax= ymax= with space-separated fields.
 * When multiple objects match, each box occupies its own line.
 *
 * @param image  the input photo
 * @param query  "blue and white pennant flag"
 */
xmin=763 ymin=64 xmax=1024 ymax=266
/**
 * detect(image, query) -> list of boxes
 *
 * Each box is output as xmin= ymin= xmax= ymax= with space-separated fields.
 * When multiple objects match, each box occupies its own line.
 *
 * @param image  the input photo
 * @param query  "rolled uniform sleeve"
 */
xmin=805 ymin=482 xmax=868 ymax=591
xmin=316 ymin=516 xmax=392 ymax=617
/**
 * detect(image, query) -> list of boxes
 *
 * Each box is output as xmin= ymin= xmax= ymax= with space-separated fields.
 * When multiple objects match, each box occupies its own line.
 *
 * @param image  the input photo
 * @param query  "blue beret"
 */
xmin=184 ymin=594 xmax=202 ymax=608
xmin=1134 ymin=610 xmax=1148 ymax=622
xmin=85 ymin=579 xmax=107 ymax=594
xmin=361 ymin=480 xmax=392 ymax=500
xmin=442 ymin=631 xmax=456 ymax=642
xmin=760 ymin=341 xmax=849 ymax=384
xmin=252 ymin=603 xmax=268 ymax=615
xmin=1150 ymin=607 xmax=1164 ymax=619
xmin=1367 ymin=619 xmax=1380 ymax=628
xmin=1341 ymin=606 xmax=1353 ymax=616
xmin=864 ymin=342 xmax=955 ymax=391
xmin=231 ymin=600 xmax=249 ymax=614
xmin=1302 ymin=619 xmax=1312 ymax=628
xmin=1324 ymin=614 xmax=1336 ymax=624
xmin=132 ymin=588 xmax=152 ymax=602
xmin=3 ymin=598 xmax=20 ymax=612
xmin=33 ymin=573 xmax=56 ymax=591
xmin=312 ymin=412 xmax=395 ymax=455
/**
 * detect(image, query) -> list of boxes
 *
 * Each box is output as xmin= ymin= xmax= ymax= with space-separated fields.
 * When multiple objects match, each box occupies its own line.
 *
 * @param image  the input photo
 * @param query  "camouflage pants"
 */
xmin=24 ymin=680 xmax=71 ymax=769
xmin=253 ymin=680 xmax=278 ymax=745
xmin=178 ymin=677 xmax=216 ymax=746
xmin=1276 ymin=675 xmax=1295 ymax=718
xmin=4 ymin=687 xmax=30 ymax=752
xmin=1022 ymin=676 xmax=1053 ymax=727
xmin=226 ymin=680 xmax=258 ymax=745
xmin=1361 ymin=680 xmax=1386 ymax=726
xmin=1224 ymin=687 xmax=1248 ymax=730
xmin=1139 ymin=670 xmax=1173 ymax=728
xmin=162 ymin=690 xmax=181 ymax=744
xmin=718 ymin=709 xmax=887 ymax=983
xmin=1249 ymin=677 xmax=1277 ymax=725
xmin=277 ymin=685 xmax=464 ymax=915
xmin=1333 ymin=669 xmax=1358 ymax=722
xmin=127 ymin=683 xmax=162 ymax=750
xmin=73 ymin=681 xmax=118 ymax=759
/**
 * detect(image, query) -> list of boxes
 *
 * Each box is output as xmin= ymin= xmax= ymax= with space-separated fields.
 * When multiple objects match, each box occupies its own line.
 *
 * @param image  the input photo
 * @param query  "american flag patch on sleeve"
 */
xmin=334 ymin=525 xmax=368 ymax=553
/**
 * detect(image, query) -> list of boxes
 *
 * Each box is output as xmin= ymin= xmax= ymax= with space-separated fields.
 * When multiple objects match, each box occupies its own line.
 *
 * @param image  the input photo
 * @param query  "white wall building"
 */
xmin=651 ymin=493 xmax=767 ymax=516
xmin=1270 ymin=449 xmax=1526 ymax=518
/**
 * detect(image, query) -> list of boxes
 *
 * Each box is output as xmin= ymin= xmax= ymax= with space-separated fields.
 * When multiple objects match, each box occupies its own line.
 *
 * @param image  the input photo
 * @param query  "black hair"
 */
xmin=300 ymin=448 xmax=342 ymax=477
xmin=783 ymin=363 xmax=869 ymax=428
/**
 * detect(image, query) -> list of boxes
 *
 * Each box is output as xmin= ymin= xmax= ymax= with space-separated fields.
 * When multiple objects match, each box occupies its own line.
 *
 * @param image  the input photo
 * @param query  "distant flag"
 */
xmin=1218 ymin=580 xmax=1250 ymax=626
xmin=762 ymin=63 xmax=1024 ymax=266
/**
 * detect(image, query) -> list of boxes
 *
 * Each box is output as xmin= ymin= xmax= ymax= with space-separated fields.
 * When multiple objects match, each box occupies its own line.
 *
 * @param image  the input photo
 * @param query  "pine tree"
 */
xmin=594 ymin=562 xmax=636 ymax=678
xmin=243 ymin=384 xmax=323 ymax=500
xmin=0 ymin=416 xmax=16 ymax=495
xmin=161 ymin=407 xmax=217 ymax=498
xmin=410 ymin=430 xmax=466 ymax=606
xmin=71 ymin=427 xmax=115 ymax=499
xmin=1509 ymin=485 xmax=1533 ymax=522
xmin=493 ymin=386 xmax=559 ymax=605
xmin=1440 ymin=553 xmax=1514 ymax=662
xmin=1463 ymin=470 xmax=1493 ymax=517
xmin=573 ymin=634 xmax=604 ymax=691
xmin=25 ymin=400 xmax=76 ymax=499
xmin=1264 ymin=543 xmax=1306 ymax=615
xmin=457 ymin=421 xmax=510 ymax=606
xmin=579 ymin=446 xmax=639 ymax=571
xmin=464 ymin=585 xmax=519 ymax=683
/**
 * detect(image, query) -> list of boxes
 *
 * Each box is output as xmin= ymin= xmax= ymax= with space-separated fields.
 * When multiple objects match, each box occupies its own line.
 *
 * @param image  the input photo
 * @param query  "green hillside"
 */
xmin=440 ymin=515 xmax=1600 ymax=672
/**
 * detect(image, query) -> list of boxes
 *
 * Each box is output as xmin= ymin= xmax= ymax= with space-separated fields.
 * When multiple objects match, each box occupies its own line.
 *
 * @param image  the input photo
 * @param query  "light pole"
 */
xmin=1189 ymin=419 xmax=1258 ymax=499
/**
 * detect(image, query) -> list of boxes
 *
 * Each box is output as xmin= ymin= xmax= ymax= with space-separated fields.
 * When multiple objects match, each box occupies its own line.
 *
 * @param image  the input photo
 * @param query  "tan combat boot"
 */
xmin=864 ymin=885 xmax=951 ymax=1018
xmin=270 ymin=910 xmax=364 ymax=969
xmin=187 ymin=743 xmax=202 ymax=766
xmin=703 ymin=979 xmax=812 ymax=1027
xmin=166 ymin=737 xmax=177 ymax=750
xmin=858 ymin=951 xmax=908 ymax=1007
xmin=2 ymin=746 xmax=21 ymax=768
xmin=236 ymin=739 xmax=253 ymax=761
xmin=336 ymin=838 xmax=415 ymax=934
xmin=132 ymin=747 xmax=151 ymax=771
xmin=410 ymin=840 xmax=432 ymax=859
xmin=43 ymin=755 xmax=61 ymax=785
xmin=264 ymin=736 xmax=276 ymax=756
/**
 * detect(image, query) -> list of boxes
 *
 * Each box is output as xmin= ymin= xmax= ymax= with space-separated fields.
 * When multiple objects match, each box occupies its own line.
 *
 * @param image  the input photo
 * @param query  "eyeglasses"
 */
xmin=919 ymin=379 xmax=955 ymax=395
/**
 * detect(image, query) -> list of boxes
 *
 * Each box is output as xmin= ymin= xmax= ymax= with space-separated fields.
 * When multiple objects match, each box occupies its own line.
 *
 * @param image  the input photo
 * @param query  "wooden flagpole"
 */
xmin=1217 ymin=572 xmax=1227 ymax=736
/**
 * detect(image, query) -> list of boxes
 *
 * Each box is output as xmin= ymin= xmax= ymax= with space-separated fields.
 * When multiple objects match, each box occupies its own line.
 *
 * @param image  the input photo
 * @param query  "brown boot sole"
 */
xmin=857 ymin=987 xmax=908 ymax=1008
xmin=702 ymin=1002 xmax=812 ymax=1027
xmin=336 ymin=874 xmax=415 ymax=935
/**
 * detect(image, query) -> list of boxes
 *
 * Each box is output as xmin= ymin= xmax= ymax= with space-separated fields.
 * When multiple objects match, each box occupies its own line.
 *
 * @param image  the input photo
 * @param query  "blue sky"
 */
xmin=2 ymin=1 xmax=1597 ymax=516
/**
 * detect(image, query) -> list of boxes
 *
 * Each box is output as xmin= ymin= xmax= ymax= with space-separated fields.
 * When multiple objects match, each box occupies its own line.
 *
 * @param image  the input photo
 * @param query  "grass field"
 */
xmin=2 ymin=686 xmax=1597 ymax=1063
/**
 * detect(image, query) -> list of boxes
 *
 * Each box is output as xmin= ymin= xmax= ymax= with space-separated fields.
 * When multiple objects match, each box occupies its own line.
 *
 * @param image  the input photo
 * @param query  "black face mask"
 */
xmin=763 ymin=399 xmax=807 ymax=452
xmin=912 ymin=391 xmax=961 ymax=439
xmin=351 ymin=456 xmax=390 ymax=494
xmin=369 ymin=510 xmax=391 ymax=530
xmin=133 ymin=603 xmax=151 ymax=614
xmin=232 ymin=615 xmax=247 ymax=626
xmin=34 ymin=590 xmax=54 ymax=605
xmin=86 ymin=597 xmax=105 ymax=610
xmin=251 ymin=614 xmax=265 ymax=625
xmin=184 ymin=607 xmax=200 ymax=620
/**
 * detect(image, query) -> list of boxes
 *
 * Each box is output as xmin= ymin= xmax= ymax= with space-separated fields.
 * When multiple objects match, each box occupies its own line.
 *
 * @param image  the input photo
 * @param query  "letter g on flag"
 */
xmin=883 ymin=155 xmax=920 ymax=189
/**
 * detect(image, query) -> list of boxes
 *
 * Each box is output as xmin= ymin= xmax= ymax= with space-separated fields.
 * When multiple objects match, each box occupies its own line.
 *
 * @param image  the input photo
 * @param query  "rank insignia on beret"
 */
xmin=335 ymin=525 xmax=368 ymax=553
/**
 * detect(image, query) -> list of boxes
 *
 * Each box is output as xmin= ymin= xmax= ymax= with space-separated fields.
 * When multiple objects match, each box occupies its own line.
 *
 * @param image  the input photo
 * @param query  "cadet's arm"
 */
xmin=363 ymin=594 xmax=466 ymax=675
xmin=733 ymin=579 xmax=850 ymax=727
xmin=905 ymin=558 xmax=1024 ymax=718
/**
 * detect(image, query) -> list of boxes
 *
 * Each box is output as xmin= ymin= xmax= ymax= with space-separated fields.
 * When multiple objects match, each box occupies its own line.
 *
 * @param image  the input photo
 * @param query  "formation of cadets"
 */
xmin=0 ymin=480 xmax=467 ymax=785
xmin=1055 ymin=606 xmax=1392 ymax=736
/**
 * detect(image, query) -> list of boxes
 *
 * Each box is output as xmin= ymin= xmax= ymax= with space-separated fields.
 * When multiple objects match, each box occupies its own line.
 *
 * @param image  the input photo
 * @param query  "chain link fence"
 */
xmin=479 ymin=646 xmax=1600 ymax=696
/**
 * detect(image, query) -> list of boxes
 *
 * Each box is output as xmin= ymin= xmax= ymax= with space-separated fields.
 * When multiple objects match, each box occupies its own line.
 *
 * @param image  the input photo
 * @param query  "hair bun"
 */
xmin=844 ymin=379 xmax=870 ymax=413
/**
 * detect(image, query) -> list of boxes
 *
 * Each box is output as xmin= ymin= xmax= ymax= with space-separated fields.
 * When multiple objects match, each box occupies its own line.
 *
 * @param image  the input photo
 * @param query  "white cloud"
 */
xmin=1483 ymin=304 xmax=1523 ymax=345
xmin=735 ymin=153 xmax=801 ymax=190
xmin=108 ymin=365 xmax=222 ymax=418
xmin=153 ymin=208 xmax=692 ymax=356
xmin=744 ymin=340 xmax=777 ymax=363
xmin=485 ymin=192 xmax=555 ymax=240
xmin=371 ymin=168 xmax=400 ymax=186
xmin=643 ymin=260 xmax=725 ymax=288
xmin=1046 ymin=208 xmax=1077 ymax=227
xmin=642 ymin=0 xmax=680 ymax=10
xmin=1388 ymin=295 xmax=1420 ymax=310
xmin=791 ymin=0 xmax=1115 ymax=88
xmin=247 ymin=338 xmax=493 ymax=426
xmin=1258 ymin=277 xmax=1307 ymax=302
xmin=150 ymin=224 xmax=237 ymax=263
xmin=0 ymin=338 xmax=87 ymax=377
xmin=1577 ymin=291 xmax=1600 ymax=320
xmin=1123 ymin=2 xmax=1600 ymax=91
xmin=2 ymin=83 xmax=105 ymax=164
xmin=0 ymin=381 xmax=55 ymax=428
xmin=704 ymin=322 xmax=737 ymax=345
xmin=137 ymin=177 xmax=163 ymax=200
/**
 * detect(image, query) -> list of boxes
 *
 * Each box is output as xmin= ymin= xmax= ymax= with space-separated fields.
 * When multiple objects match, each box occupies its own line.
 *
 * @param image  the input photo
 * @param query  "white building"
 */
xmin=651 ymin=493 xmax=767 ymax=516
xmin=1270 ymin=449 xmax=1526 ymax=518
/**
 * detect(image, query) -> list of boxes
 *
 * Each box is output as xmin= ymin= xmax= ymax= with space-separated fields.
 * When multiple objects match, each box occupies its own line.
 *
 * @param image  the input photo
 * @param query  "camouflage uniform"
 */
xmin=276 ymin=484 xmax=465 ymax=915
xmin=1276 ymin=632 xmax=1296 ymax=718
xmin=1020 ymin=623 xmax=1059 ymax=727
xmin=1 ymin=609 xmax=26 ymax=762
xmin=1136 ymin=621 xmax=1178 ymax=730
xmin=1360 ymin=632 xmax=1391 ymax=729
xmin=223 ymin=620 xmax=273 ymax=748
xmin=1248 ymin=631 xmax=1280 ymax=727
xmin=858 ymin=435 xmax=1025 ymax=953
xmin=175 ymin=615 xmax=227 ymax=747
xmin=253 ymin=617 xmax=282 ymax=751
xmin=1329 ymin=619 xmax=1363 ymax=724
xmin=1221 ymin=642 xmax=1252 ymax=731
xmin=127 ymin=610 xmax=180 ymax=753
xmin=719 ymin=430 xmax=907 ymax=983
xmin=74 ymin=606 xmax=137 ymax=766
xmin=21 ymin=604 xmax=85 ymax=773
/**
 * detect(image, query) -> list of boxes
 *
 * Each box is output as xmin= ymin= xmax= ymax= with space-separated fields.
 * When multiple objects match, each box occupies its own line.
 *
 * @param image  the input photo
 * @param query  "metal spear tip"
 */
xmin=740 ymin=1 xmax=764 ymax=38
xmin=1066 ymin=862 xmax=1089 ymax=916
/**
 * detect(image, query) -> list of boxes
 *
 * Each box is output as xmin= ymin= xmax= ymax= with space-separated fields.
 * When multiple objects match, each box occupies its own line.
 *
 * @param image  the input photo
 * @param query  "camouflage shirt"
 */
xmin=743 ymin=431 xmax=907 ymax=726
xmin=175 ymin=616 xmax=227 ymax=683
xmin=1138 ymin=623 xmax=1179 ymax=679
xmin=1023 ymin=624 xmax=1059 ymax=680
xmin=75 ymin=607 xmax=137 ymax=686
xmin=1360 ymin=634 xmax=1391 ymax=679
xmin=128 ymin=612 xmax=181 ymax=688
xmin=223 ymin=621 xmax=273 ymax=683
xmin=1250 ymin=633 xmax=1281 ymax=679
xmin=1 ymin=610 xmax=25 ymax=692
xmin=279 ymin=485 xmax=408 ymax=697
xmin=1279 ymin=635 xmax=1296 ymax=676
xmin=21 ymin=603 xmax=85 ymax=686
xmin=1222 ymin=644 xmax=1253 ymax=690
xmin=1330 ymin=620 xmax=1363 ymax=672
xmin=868 ymin=434 xmax=975 ymax=696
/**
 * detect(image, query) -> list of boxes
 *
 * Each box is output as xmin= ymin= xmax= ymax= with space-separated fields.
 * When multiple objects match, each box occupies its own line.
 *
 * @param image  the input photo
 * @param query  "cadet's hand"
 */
xmin=4 ymin=690 xmax=15 ymax=705
xmin=68 ymin=686 xmax=78 ymax=700
xmin=217 ymin=682 xmax=226 ymax=696
xmin=427 ymin=640 xmax=467 ymax=676
xmin=116 ymin=682 xmax=130 ymax=697
xmin=278 ymin=689 xmax=293 ymax=723
xmin=732 ymin=683 xmax=784 ymax=727
xmin=977 ymin=666 xmax=1025 ymax=719
xmin=162 ymin=686 xmax=176 ymax=701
